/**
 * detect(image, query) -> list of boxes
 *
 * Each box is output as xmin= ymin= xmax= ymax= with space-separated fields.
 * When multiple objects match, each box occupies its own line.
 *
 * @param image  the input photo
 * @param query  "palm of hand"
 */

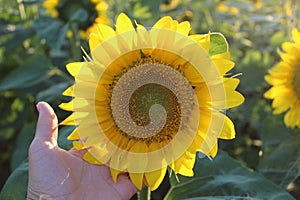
xmin=27 ymin=102 xmax=137 ymax=200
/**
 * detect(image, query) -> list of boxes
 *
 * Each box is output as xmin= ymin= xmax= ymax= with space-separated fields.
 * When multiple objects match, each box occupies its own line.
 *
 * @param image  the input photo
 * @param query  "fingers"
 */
xmin=34 ymin=101 xmax=58 ymax=147
xmin=69 ymin=148 xmax=88 ymax=158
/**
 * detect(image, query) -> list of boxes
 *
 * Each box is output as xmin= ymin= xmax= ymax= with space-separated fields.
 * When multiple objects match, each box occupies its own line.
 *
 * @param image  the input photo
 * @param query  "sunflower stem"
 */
xmin=70 ymin=22 xmax=82 ymax=61
xmin=138 ymin=187 xmax=151 ymax=200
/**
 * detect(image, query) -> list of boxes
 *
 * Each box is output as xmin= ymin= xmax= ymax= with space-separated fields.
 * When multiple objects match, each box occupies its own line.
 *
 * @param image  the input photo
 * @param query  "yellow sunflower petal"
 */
xmin=284 ymin=105 xmax=300 ymax=128
xmin=89 ymin=24 xmax=116 ymax=51
xmin=219 ymin=114 xmax=236 ymax=140
xmin=224 ymin=78 xmax=245 ymax=108
xmin=292 ymin=28 xmax=300 ymax=45
xmin=153 ymin=16 xmax=173 ymax=29
xmin=59 ymin=101 xmax=73 ymax=111
xmin=208 ymin=142 xmax=218 ymax=158
xmin=90 ymin=144 xmax=116 ymax=164
xmin=183 ymin=64 xmax=204 ymax=84
xmin=59 ymin=98 xmax=90 ymax=112
xmin=136 ymin=23 xmax=152 ymax=49
xmin=272 ymin=92 xmax=297 ymax=114
xmin=212 ymin=59 xmax=235 ymax=75
xmin=110 ymin=168 xmax=122 ymax=183
xmin=282 ymin=42 xmax=300 ymax=56
xmin=269 ymin=61 xmax=292 ymax=74
xmin=264 ymin=86 xmax=289 ymax=99
xmin=145 ymin=167 xmax=167 ymax=191
xmin=67 ymin=128 xmax=80 ymax=140
xmin=211 ymin=51 xmax=231 ymax=60
xmin=115 ymin=13 xmax=134 ymax=33
xmin=199 ymin=78 xmax=244 ymax=109
xmin=127 ymin=141 xmax=148 ymax=172
xmin=177 ymin=21 xmax=191 ymax=35
xmin=98 ymin=117 xmax=115 ymax=131
xmin=89 ymin=33 xmax=101 ymax=52
xmin=60 ymin=113 xmax=76 ymax=125
xmin=265 ymin=74 xmax=290 ymax=85
xmin=189 ymin=33 xmax=210 ymax=52
xmin=129 ymin=173 xmax=144 ymax=190
xmin=279 ymin=52 xmax=296 ymax=64
xmin=172 ymin=152 xmax=195 ymax=176
xmin=110 ymin=148 xmax=127 ymax=171
xmin=80 ymin=130 xmax=107 ymax=147
xmin=170 ymin=19 xmax=178 ymax=31
xmin=62 ymin=85 xmax=74 ymax=97
xmin=73 ymin=141 xmax=85 ymax=150
xmin=83 ymin=151 xmax=103 ymax=165
xmin=225 ymin=91 xmax=245 ymax=108
xmin=66 ymin=62 xmax=83 ymax=77
xmin=188 ymin=132 xmax=205 ymax=153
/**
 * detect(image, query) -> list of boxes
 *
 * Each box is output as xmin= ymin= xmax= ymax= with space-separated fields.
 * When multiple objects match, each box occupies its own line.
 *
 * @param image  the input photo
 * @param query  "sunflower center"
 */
xmin=129 ymin=83 xmax=180 ymax=127
xmin=294 ymin=62 xmax=300 ymax=100
xmin=110 ymin=58 xmax=195 ymax=142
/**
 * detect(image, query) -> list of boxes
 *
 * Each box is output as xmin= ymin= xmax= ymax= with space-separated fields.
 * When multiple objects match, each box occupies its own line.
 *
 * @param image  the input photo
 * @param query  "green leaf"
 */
xmin=165 ymin=152 xmax=294 ymax=200
xmin=259 ymin=135 xmax=300 ymax=188
xmin=270 ymin=31 xmax=288 ymax=48
xmin=0 ymin=97 xmax=31 ymax=141
xmin=209 ymin=33 xmax=229 ymax=56
xmin=36 ymin=82 xmax=70 ymax=102
xmin=58 ymin=126 xmax=75 ymax=150
xmin=0 ymin=162 xmax=28 ymax=200
xmin=56 ymin=24 xmax=69 ymax=50
xmin=33 ymin=17 xmax=68 ymax=50
xmin=237 ymin=50 xmax=269 ymax=93
xmin=260 ymin=113 xmax=293 ymax=147
xmin=258 ymin=114 xmax=300 ymax=187
xmin=0 ymin=55 xmax=52 ymax=91
xmin=10 ymin=121 xmax=74 ymax=169
xmin=0 ymin=25 xmax=35 ymax=54
xmin=11 ymin=123 xmax=36 ymax=171
xmin=130 ymin=0 xmax=163 ymax=26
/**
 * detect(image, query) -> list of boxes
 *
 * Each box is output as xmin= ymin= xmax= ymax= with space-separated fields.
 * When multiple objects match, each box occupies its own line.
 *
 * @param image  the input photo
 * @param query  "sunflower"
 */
xmin=42 ymin=0 xmax=109 ymax=37
xmin=59 ymin=13 xmax=244 ymax=190
xmin=160 ymin=0 xmax=180 ymax=11
xmin=265 ymin=28 xmax=300 ymax=128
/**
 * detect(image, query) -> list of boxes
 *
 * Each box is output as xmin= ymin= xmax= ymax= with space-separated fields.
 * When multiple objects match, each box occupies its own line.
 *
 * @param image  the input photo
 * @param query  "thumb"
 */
xmin=34 ymin=101 xmax=58 ymax=146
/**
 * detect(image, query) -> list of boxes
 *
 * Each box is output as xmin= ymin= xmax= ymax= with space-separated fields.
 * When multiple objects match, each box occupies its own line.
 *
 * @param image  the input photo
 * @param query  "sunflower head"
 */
xmin=60 ymin=13 xmax=244 ymax=190
xmin=42 ymin=0 xmax=109 ymax=37
xmin=265 ymin=28 xmax=300 ymax=128
xmin=160 ymin=0 xmax=180 ymax=11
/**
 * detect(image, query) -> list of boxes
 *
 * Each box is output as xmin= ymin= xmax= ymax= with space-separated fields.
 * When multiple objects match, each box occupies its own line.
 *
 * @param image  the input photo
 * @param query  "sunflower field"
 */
xmin=0 ymin=0 xmax=300 ymax=199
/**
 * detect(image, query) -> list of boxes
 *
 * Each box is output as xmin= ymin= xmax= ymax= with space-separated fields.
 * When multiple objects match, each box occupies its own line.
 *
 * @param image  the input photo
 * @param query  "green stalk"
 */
xmin=70 ymin=23 xmax=82 ymax=61
xmin=138 ymin=187 xmax=151 ymax=200
xmin=17 ymin=0 xmax=26 ymax=19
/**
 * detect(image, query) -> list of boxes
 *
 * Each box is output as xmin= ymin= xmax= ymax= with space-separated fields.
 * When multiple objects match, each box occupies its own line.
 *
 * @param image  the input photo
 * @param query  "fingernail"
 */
xmin=36 ymin=102 xmax=43 ymax=113
xmin=36 ymin=103 xmax=40 ymax=112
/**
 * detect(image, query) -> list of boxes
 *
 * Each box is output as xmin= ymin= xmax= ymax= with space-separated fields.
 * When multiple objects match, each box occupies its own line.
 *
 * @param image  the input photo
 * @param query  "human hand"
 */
xmin=27 ymin=102 xmax=138 ymax=200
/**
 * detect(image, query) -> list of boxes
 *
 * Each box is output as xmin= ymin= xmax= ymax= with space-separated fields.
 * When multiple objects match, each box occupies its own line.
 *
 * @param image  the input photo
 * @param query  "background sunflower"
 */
xmin=1 ymin=0 xmax=300 ymax=199
xmin=265 ymin=28 xmax=300 ymax=128
xmin=43 ymin=0 xmax=109 ymax=37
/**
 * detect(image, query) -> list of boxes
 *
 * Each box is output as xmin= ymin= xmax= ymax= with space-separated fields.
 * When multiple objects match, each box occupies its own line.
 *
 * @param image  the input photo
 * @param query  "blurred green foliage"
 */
xmin=0 ymin=0 xmax=299 ymax=199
